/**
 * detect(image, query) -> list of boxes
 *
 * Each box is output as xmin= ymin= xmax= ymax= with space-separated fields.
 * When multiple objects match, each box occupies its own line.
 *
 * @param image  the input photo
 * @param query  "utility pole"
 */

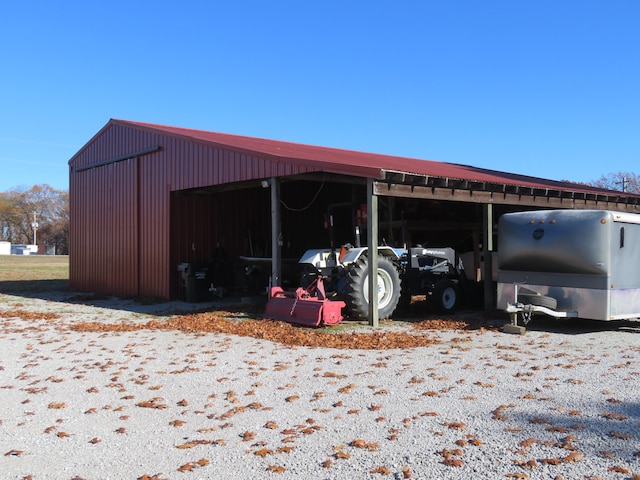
xmin=31 ymin=212 xmax=38 ymax=246
xmin=617 ymin=177 xmax=628 ymax=192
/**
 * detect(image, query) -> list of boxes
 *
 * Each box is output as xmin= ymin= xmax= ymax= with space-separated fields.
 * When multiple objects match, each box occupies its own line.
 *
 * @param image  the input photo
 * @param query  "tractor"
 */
xmin=266 ymin=243 xmax=467 ymax=326
xmin=265 ymin=203 xmax=468 ymax=326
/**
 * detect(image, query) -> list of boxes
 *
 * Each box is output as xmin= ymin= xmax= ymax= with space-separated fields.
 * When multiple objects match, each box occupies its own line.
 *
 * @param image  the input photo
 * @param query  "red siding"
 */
xmin=70 ymin=158 xmax=139 ymax=296
xmin=69 ymin=121 xmax=317 ymax=299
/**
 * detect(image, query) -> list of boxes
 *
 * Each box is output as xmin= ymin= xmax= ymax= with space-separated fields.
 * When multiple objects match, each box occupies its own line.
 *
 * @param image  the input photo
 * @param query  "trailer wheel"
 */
xmin=517 ymin=293 xmax=557 ymax=310
xmin=345 ymin=256 xmax=401 ymax=319
xmin=433 ymin=279 xmax=459 ymax=314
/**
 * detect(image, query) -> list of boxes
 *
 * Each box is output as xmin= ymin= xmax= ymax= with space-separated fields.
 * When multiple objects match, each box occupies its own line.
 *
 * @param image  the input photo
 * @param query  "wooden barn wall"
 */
xmin=70 ymin=123 xmax=317 ymax=299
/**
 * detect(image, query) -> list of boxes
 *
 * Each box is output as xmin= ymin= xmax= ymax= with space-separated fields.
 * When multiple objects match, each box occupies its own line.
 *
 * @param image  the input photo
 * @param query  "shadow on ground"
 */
xmin=1 ymin=280 xmax=639 ymax=334
xmin=522 ymin=316 xmax=640 ymax=335
xmin=0 ymin=279 xmax=253 ymax=317
xmin=0 ymin=279 xmax=70 ymax=295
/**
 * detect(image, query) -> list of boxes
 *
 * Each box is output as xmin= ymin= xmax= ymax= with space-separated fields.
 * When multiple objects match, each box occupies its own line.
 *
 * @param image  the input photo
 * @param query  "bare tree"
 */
xmin=589 ymin=172 xmax=640 ymax=194
xmin=0 ymin=185 xmax=69 ymax=254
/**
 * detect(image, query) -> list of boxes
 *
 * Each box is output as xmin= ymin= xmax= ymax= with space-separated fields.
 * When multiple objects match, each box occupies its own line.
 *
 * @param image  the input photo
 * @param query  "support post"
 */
xmin=270 ymin=177 xmax=282 ymax=287
xmin=483 ymin=203 xmax=495 ymax=311
xmin=367 ymin=179 xmax=379 ymax=327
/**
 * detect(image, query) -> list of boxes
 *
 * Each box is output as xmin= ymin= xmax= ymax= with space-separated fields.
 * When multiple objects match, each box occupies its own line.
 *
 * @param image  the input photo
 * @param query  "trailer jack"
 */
xmin=503 ymin=283 xmax=578 ymax=334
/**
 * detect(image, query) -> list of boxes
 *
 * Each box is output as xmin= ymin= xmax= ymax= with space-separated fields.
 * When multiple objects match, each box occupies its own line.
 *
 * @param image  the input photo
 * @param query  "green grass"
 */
xmin=0 ymin=255 xmax=69 ymax=293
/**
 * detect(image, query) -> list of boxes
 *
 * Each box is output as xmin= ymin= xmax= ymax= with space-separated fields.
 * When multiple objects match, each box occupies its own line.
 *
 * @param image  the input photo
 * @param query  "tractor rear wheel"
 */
xmin=345 ymin=256 xmax=401 ymax=319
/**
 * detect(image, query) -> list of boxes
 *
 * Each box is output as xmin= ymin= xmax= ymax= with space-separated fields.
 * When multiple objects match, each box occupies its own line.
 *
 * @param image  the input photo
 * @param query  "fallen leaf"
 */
xmin=608 ymin=466 xmax=630 ymax=474
xmin=443 ymin=421 xmax=466 ymax=431
xmin=266 ymin=465 xmax=286 ymax=473
xmin=601 ymin=412 xmax=628 ymax=421
xmin=561 ymin=452 xmax=583 ymax=463
xmin=441 ymin=448 xmax=463 ymax=458
xmin=514 ymin=459 xmax=538 ymax=469
xmin=4 ymin=449 xmax=24 ymax=456
xmin=609 ymin=431 xmax=631 ymax=440
xmin=370 ymin=466 xmax=391 ymax=475
xmin=519 ymin=438 xmax=539 ymax=448
xmin=136 ymin=398 xmax=168 ymax=409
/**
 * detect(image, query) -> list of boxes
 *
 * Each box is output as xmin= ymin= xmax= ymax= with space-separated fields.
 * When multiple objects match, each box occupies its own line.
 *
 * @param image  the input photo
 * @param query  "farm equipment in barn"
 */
xmin=265 ymin=243 xmax=467 ymax=326
xmin=264 ymin=202 xmax=468 ymax=326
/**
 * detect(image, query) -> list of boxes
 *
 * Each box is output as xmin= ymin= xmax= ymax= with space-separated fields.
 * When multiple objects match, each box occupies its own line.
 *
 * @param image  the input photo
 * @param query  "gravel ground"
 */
xmin=1 ymin=290 xmax=639 ymax=480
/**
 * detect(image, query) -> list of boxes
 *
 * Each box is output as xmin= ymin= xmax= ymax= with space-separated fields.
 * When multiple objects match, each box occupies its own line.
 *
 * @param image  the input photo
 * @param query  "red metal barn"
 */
xmin=68 ymin=119 xmax=640 ymax=305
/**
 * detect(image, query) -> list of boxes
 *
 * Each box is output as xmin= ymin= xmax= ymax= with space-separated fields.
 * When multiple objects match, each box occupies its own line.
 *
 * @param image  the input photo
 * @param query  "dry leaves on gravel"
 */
xmin=0 ymin=309 xmax=60 ymax=321
xmin=65 ymin=312 xmax=475 ymax=349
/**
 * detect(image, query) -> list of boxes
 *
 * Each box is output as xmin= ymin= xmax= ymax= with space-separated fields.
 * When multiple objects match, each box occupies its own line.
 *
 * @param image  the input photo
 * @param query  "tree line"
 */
xmin=588 ymin=171 xmax=639 ymax=194
xmin=0 ymin=184 xmax=69 ymax=254
xmin=0 ymin=172 xmax=637 ymax=257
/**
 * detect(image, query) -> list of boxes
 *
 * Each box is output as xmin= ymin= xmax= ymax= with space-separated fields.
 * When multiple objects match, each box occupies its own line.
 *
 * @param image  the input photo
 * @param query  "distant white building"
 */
xmin=0 ymin=241 xmax=10 ymax=255
xmin=10 ymin=244 xmax=38 ymax=255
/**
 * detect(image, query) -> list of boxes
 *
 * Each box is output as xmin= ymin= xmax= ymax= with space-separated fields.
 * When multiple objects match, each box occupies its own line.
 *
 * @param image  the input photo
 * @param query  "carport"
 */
xmin=263 ymin=168 xmax=640 ymax=326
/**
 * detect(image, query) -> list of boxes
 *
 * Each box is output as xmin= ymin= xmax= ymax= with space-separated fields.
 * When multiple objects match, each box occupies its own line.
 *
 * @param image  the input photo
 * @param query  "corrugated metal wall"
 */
xmin=70 ymin=121 xmax=318 ymax=299
xmin=70 ymin=158 xmax=139 ymax=296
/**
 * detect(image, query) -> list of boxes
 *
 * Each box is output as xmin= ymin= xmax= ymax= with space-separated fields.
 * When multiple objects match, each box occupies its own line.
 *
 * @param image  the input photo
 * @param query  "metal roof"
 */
xmin=70 ymin=119 xmax=640 ymax=208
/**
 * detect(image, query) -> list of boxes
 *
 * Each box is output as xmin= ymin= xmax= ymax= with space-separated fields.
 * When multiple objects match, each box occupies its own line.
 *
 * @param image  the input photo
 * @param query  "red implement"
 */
xmin=264 ymin=278 xmax=345 ymax=327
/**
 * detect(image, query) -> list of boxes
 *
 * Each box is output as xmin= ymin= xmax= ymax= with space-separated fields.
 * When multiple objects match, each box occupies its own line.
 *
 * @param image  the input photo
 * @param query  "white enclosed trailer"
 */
xmin=497 ymin=209 xmax=640 ymax=327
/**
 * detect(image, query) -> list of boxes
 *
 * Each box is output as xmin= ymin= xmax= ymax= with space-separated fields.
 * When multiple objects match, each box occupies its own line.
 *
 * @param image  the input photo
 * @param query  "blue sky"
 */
xmin=1 ymin=1 xmax=638 ymax=192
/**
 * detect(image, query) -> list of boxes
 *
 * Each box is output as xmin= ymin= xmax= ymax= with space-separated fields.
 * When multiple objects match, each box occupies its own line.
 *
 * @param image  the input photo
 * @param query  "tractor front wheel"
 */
xmin=345 ymin=256 xmax=401 ymax=319
xmin=433 ymin=279 xmax=460 ymax=314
